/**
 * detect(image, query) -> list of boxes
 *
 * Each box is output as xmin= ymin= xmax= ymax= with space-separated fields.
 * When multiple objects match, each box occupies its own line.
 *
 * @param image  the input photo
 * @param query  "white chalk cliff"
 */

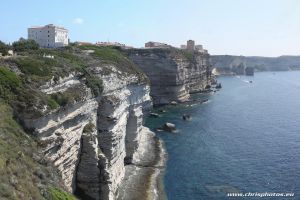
xmin=16 ymin=47 xmax=211 ymax=200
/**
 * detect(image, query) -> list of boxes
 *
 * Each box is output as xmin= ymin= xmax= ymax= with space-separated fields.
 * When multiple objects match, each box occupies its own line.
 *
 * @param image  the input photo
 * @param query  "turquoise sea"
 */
xmin=146 ymin=71 xmax=300 ymax=200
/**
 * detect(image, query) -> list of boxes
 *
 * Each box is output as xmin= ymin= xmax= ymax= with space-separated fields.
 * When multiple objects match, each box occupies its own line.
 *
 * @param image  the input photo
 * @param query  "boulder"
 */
xmin=162 ymin=123 xmax=176 ymax=132
xmin=170 ymin=101 xmax=178 ymax=105
xmin=201 ymin=99 xmax=209 ymax=104
xmin=149 ymin=112 xmax=160 ymax=118
xmin=182 ymin=114 xmax=191 ymax=121
xmin=205 ymin=85 xmax=211 ymax=89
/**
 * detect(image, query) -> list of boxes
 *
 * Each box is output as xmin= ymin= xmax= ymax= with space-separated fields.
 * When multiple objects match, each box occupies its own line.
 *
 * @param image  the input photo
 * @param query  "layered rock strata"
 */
xmin=20 ymin=65 xmax=160 ymax=200
xmin=13 ymin=46 xmax=212 ymax=200
xmin=126 ymin=48 xmax=212 ymax=105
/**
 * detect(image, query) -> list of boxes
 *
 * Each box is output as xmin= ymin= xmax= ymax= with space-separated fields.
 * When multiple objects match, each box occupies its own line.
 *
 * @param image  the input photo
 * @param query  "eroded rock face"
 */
xmin=20 ymin=67 xmax=153 ymax=200
xmin=126 ymin=48 xmax=212 ymax=105
xmin=76 ymin=125 xmax=100 ymax=199
xmin=98 ymin=85 xmax=151 ymax=199
xmin=18 ymin=47 xmax=210 ymax=199
xmin=22 ymin=77 xmax=98 ymax=192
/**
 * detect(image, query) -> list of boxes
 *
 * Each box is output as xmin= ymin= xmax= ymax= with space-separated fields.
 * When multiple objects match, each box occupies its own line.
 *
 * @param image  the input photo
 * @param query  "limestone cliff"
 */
xmin=126 ymin=48 xmax=212 ymax=105
xmin=20 ymin=64 xmax=158 ymax=199
xmin=0 ymin=45 xmax=162 ymax=200
xmin=1 ymin=44 xmax=211 ymax=200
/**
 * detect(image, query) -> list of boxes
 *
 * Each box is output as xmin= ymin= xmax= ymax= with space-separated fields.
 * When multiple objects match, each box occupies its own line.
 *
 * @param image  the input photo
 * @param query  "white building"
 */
xmin=195 ymin=45 xmax=203 ymax=51
xmin=181 ymin=41 xmax=208 ymax=53
xmin=180 ymin=45 xmax=187 ymax=49
xmin=28 ymin=24 xmax=69 ymax=48
xmin=145 ymin=41 xmax=171 ymax=48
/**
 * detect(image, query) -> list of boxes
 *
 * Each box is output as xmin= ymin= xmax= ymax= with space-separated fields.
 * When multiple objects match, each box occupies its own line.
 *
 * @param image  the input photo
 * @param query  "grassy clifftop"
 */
xmin=78 ymin=45 xmax=148 ymax=82
xmin=0 ymin=45 xmax=147 ymax=118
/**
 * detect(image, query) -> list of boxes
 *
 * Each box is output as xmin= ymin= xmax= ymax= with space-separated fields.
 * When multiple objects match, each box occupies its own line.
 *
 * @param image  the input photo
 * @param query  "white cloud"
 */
xmin=73 ymin=18 xmax=84 ymax=25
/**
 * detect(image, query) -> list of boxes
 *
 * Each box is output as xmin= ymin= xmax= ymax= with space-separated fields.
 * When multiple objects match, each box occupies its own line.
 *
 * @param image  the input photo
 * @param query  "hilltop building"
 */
xmin=186 ymin=40 xmax=195 ymax=51
xmin=95 ymin=41 xmax=133 ymax=49
xmin=195 ymin=45 xmax=203 ymax=51
xmin=180 ymin=45 xmax=187 ymax=49
xmin=145 ymin=41 xmax=171 ymax=48
xmin=96 ymin=41 xmax=125 ymax=47
xmin=75 ymin=41 xmax=93 ymax=46
xmin=28 ymin=24 xmax=68 ymax=48
xmin=181 ymin=40 xmax=208 ymax=53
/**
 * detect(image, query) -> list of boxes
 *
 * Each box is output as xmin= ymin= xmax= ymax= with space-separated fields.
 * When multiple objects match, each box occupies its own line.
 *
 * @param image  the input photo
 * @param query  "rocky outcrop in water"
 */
xmin=126 ymin=48 xmax=212 ymax=105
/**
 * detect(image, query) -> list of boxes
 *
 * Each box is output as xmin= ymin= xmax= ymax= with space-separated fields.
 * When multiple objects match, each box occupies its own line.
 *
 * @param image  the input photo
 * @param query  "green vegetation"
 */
xmin=79 ymin=45 xmax=129 ymax=65
xmin=180 ymin=50 xmax=194 ymax=62
xmin=0 ymin=67 xmax=21 ymax=101
xmin=16 ymin=57 xmax=53 ymax=77
xmin=0 ymin=66 xmax=56 ymax=118
xmin=0 ymin=102 xmax=74 ymax=200
xmin=49 ymin=187 xmax=76 ymax=200
xmin=85 ymin=73 xmax=103 ymax=97
xmin=13 ymin=49 xmax=85 ymax=83
xmin=78 ymin=45 xmax=147 ymax=82
xmin=0 ymin=47 xmax=105 ymax=118
xmin=47 ymin=97 xmax=59 ymax=110
xmin=0 ymin=42 xmax=150 ymax=199
xmin=12 ymin=38 xmax=39 ymax=52
xmin=83 ymin=122 xmax=95 ymax=134
xmin=0 ymin=41 xmax=9 ymax=56
xmin=50 ymin=85 xmax=87 ymax=107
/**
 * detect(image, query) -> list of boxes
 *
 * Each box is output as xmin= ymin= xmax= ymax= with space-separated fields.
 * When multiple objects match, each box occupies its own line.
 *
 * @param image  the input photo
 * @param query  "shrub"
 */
xmin=0 ymin=67 xmax=21 ymax=101
xmin=78 ymin=45 xmax=145 ymax=76
xmin=181 ymin=50 xmax=194 ymax=61
xmin=48 ymin=187 xmax=77 ymax=200
xmin=12 ymin=38 xmax=39 ymax=52
xmin=16 ymin=57 xmax=53 ymax=77
xmin=85 ymin=74 xmax=103 ymax=97
xmin=83 ymin=122 xmax=95 ymax=134
xmin=0 ymin=41 xmax=9 ymax=56
xmin=47 ymin=97 xmax=59 ymax=109
xmin=50 ymin=93 xmax=70 ymax=107
xmin=49 ymin=85 xmax=86 ymax=108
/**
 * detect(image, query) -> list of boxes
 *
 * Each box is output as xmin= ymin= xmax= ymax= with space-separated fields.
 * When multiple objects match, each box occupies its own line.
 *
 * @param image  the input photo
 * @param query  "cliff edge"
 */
xmin=0 ymin=45 xmax=164 ymax=200
xmin=126 ymin=48 xmax=212 ymax=105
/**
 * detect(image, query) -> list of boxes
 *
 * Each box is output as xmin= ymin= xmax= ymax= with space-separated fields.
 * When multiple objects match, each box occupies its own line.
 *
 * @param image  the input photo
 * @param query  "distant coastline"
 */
xmin=211 ymin=55 xmax=300 ymax=74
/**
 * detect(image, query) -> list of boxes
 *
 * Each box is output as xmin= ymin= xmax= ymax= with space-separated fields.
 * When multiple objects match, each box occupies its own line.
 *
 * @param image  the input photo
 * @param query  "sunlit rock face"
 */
xmin=17 ymin=46 xmax=210 ymax=199
xmin=96 ymin=84 xmax=152 ymax=200
xmin=126 ymin=48 xmax=212 ymax=105
xmin=20 ymin=65 xmax=153 ymax=200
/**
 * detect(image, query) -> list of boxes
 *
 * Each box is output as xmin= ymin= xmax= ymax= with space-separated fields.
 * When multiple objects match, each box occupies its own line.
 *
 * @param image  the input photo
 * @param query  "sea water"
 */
xmin=146 ymin=71 xmax=300 ymax=200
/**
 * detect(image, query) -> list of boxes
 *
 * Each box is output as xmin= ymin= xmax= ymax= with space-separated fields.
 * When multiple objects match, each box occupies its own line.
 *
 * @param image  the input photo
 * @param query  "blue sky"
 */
xmin=1 ymin=0 xmax=300 ymax=56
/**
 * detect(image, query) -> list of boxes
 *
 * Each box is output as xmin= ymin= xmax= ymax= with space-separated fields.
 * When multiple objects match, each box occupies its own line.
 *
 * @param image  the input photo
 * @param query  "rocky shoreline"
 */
xmin=117 ymin=127 xmax=167 ymax=200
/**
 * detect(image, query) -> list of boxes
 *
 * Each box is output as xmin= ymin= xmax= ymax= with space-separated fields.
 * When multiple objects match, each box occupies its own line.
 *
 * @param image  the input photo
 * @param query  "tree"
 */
xmin=0 ymin=40 xmax=9 ymax=56
xmin=12 ymin=38 xmax=39 ymax=52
